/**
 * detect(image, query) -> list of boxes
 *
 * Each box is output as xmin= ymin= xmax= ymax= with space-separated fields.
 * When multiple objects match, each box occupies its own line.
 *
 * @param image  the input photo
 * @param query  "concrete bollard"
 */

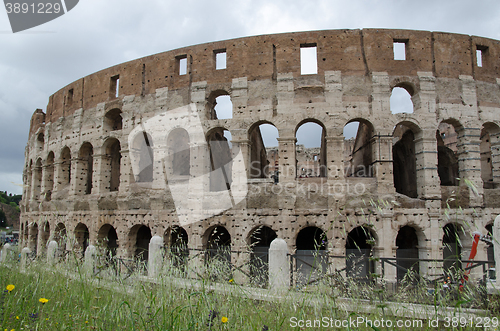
xmin=148 ymin=235 xmax=164 ymax=278
xmin=0 ymin=243 xmax=12 ymax=263
xmin=494 ymin=215 xmax=500 ymax=283
xmin=269 ymin=238 xmax=290 ymax=292
xmin=47 ymin=241 xmax=58 ymax=265
xmin=20 ymin=247 xmax=31 ymax=272
xmin=84 ymin=245 xmax=97 ymax=276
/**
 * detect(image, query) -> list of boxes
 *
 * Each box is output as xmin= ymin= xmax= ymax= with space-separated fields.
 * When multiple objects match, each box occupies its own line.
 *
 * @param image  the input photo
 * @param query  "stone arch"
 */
xmin=481 ymin=122 xmax=500 ymax=188
xmin=392 ymin=122 xmax=420 ymax=198
xmin=74 ymin=222 xmax=89 ymax=258
xmin=345 ymin=226 xmax=376 ymax=279
xmin=207 ymin=90 xmax=232 ymax=120
xmin=29 ymin=223 xmax=38 ymax=254
xmin=344 ymin=118 xmax=374 ymax=177
xmin=390 ymin=85 xmax=414 ymax=114
xmin=395 ymin=225 xmax=419 ymax=281
xmin=40 ymin=221 xmax=50 ymax=248
xmin=54 ymin=222 xmax=66 ymax=251
xmin=131 ymin=131 xmax=154 ymax=183
xmin=127 ymin=224 xmax=152 ymax=261
xmin=164 ymin=225 xmax=189 ymax=270
xmin=295 ymin=119 xmax=327 ymax=178
xmin=295 ymin=226 xmax=327 ymax=285
xmin=167 ymin=128 xmax=190 ymax=177
xmin=33 ymin=158 xmax=43 ymax=200
xmin=78 ymin=143 xmax=94 ymax=195
xmin=44 ymin=152 xmax=55 ymax=201
xmin=248 ymin=121 xmax=279 ymax=179
xmin=204 ymin=225 xmax=231 ymax=280
xmin=60 ymin=146 xmax=72 ymax=187
xmin=248 ymin=225 xmax=277 ymax=286
xmin=98 ymin=224 xmax=119 ymax=257
xmin=26 ymin=159 xmax=33 ymax=200
xmin=206 ymin=128 xmax=232 ymax=191
xmin=103 ymin=138 xmax=121 ymax=192
xmin=104 ymin=108 xmax=122 ymax=131
xmin=437 ymin=120 xmax=461 ymax=186
xmin=36 ymin=131 xmax=44 ymax=151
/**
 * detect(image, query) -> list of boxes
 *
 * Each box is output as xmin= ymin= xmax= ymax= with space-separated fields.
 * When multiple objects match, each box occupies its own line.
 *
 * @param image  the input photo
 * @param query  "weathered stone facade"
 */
xmin=20 ymin=29 xmax=498 ymax=283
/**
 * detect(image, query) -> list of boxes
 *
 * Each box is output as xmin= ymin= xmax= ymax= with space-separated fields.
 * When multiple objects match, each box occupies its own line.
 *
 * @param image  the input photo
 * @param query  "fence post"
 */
xmin=269 ymin=238 xmax=289 ymax=292
xmin=20 ymin=247 xmax=31 ymax=272
xmin=494 ymin=215 xmax=500 ymax=282
xmin=148 ymin=235 xmax=164 ymax=279
xmin=47 ymin=241 xmax=58 ymax=265
xmin=84 ymin=245 xmax=97 ymax=276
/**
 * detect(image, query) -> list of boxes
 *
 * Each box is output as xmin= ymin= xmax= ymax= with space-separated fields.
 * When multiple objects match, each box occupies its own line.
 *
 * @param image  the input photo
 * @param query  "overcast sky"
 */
xmin=1 ymin=0 xmax=500 ymax=195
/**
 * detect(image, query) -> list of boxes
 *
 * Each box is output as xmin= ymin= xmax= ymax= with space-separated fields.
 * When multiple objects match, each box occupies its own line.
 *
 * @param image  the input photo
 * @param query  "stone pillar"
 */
xmin=47 ymin=240 xmax=58 ymax=265
xmin=20 ymin=247 xmax=31 ymax=272
xmin=0 ymin=243 xmax=12 ymax=263
xmin=277 ymin=137 xmax=296 ymax=182
xmin=119 ymin=149 xmax=131 ymax=193
xmin=373 ymin=135 xmax=396 ymax=194
xmin=84 ymin=245 xmax=97 ymax=276
xmin=414 ymin=129 xmax=441 ymax=201
xmin=93 ymin=153 xmax=106 ymax=194
xmin=428 ymin=213 xmax=443 ymax=277
xmin=69 ymin=151 xmax=80 ymax=195
xmin=456 ymin=126 xmax=483 ymax=207
xmin=380 ymin=212 xmax=396 ymax=284
xmin=494 ymin=215 xmax=500 ymax=282
xmin=269 ymin=238 xmax=289 ymax=292
xmin=148 ymin=235 xmax=164 ymax=278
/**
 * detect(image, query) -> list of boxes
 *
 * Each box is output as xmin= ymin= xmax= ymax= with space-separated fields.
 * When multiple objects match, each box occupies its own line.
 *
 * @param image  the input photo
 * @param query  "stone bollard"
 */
xmin=20 ymin=247 xmax=31 ymax=273
xmin=0 ymin=243 xmax=12 ymax=263
xmin=148 ymin=235 xmax=164 ymax=279
xmin=494 ymin=215 xmax=500 ymax=283
xmin=84 ymin=245 xmax=97 ymax=276
xmin=269 ymin=238 xmax=290 ymax=292
xmin=46 ymin=241 xmax=58 ymax=265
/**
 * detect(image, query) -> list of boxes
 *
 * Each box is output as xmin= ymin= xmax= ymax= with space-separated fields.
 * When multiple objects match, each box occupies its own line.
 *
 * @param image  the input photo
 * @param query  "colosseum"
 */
xmin=20 ymin=28 xmax=497 ymax=285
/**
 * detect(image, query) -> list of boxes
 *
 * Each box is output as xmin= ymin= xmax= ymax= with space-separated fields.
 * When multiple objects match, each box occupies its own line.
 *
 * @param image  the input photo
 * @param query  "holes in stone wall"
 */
xmin=300 ymin=44 xmax=317 ymax=75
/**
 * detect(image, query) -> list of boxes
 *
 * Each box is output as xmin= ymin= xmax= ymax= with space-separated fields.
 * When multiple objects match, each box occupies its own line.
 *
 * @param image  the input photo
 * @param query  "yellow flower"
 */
xmin=228 ymin=279 xmax=234 ymax=283
xmin=221 ymin=316 xmax=228 ymax=323
xmin=85 ymin=321 xmax=89 ymax=324
xmin=6 ymin=285 xmax=14 ymax=292
xmin=15 ymin=316 xmax=19 ymax=320
xmin=39 ymin=298 xmax=49 ymax=304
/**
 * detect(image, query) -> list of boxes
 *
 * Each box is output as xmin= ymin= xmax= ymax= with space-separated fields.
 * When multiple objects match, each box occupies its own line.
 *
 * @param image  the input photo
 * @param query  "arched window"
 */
xmin=98 ymin=224 xmax=119 ymax=257
xmin=60 ymin=147 xmax=71 ymax=186
xmin=45 ymin=152 xmax=55 ymax=200
xmin=392 ymin=123 xmax=418 ymax=198
xmin=248 ymin=225 xmax=277 ymax=286
xmin=54 ymin=223 xmax=66 ymax=252
xmin=295 ymin=226 xmax=327 ymax=285
xmin=74 ymin=223 xmax=89 ymax=258
xmin=207 ymin=91 xmax=232 ymax=120
xmin=437 ymin=122 xmax=459 ymax=186
xmin=396 ymin=225 xmax=419 ymax=281
xmin=390 ymin=86 xmax=413 ymax=114
xmin=78 ymin=143 xmax=93 ymax=195
xmin=29 ymin=223 xmax=38 ymax=254
xmin=249 ymin=123 xmax=279 ymax=179
xmin=132 ymin=132 xmax=154 ymax=183
xmin=104 ymin=109 xmax=122 ymax=131
xmin=128 ymin=225 xmax=152 ymax=262
xmin=344 ymin=120 xmax=374 ymax=177
xmin=296 ymin=121 xmax=326 ymax=178
xmin=442 ymin=223 xmax=462 ymax=277
xmin=205 ymin=226 xmax=231 ymax=280
xmin=164 ymin=226 xmax=188 ymax=272
xmin=207 ymin=128 xmax=232 ymax=191
xmin=104 ymin=138 xmax=121 ymax=192
xmin=33 ymin=158 xmax=43 ymax=200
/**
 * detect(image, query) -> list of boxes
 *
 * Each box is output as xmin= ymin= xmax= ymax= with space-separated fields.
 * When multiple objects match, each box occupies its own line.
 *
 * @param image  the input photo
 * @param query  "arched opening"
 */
xmin=132 ymin=132 xmax=154 ymax=182
xmin=74 ymin=223 xmax=89 ymax=258
xmin=164 ymin=226 xmax=189 ymax=271
xmin=26 ymin=160 xmax=33 ymax=200
xmin=296 ymin=121 xmax=326 ymax=178
xmin=295 ymin=226 xmax=327 ymax=285
xmin=346 ymin=226 xmax=375 ymax=279
xmin=437 ymin=122 xmax=459 ymax=186
xmin=481 ymin=123 xmax=500 ymax=189
xmin=167 ymin=128 xmax=190 ymax=177
xmin=54 ymin=223 xmax=66 ymax=252
xmin=248 ymin=226 xmax=277 ymax=286
xmin=33 ymin=158 xmax=43 ymax=200
xmin=104 ymin=138 xmax=121 ymax=192
xmin=249 ymin=123 xmax=279 ymax=179
xmin=205 ymin=226 xmax=231 ymax=280
xmin=29 ymin=223 xmax=38 ymax=255
xmin=390 ymin=86 xmax=414 ymax=114
xmin=207 ymin=91 xmax=232 ymax=120
xmin=396 ymin=225 xmax=419 ymax=281
xmin=392 ymin=123 xmax=418 ymax=198
xmin=36 ymin=132 xmax=44 ymax=151
xmin=104 ymin=108 xmax=122 ymax=131
xmin=132 ymin=225 xmax=152 ymax=262
xmin=344 ymin=120 xmax=374 ymax=177
xmin=45 ymin=152 xmax=55 ymax=201
xmin=60 ymin=147 xmax=71 ymax=187
xmin=442 ymin=223 xmax=462 ymax=277
xmin=78 ymin=143 xmax=93 ymax=195
xmin=485 ymin=224 xmax=494 ymax=270
xmin=98 ymin=224 xmax=118 ymax=257
xmin=40 ymin=222 xmax=50 ymax=249
xmin=207 ymin=128 xmax=232 ymax=191
xmin=23 ymin=222 xmax=29 ymax=246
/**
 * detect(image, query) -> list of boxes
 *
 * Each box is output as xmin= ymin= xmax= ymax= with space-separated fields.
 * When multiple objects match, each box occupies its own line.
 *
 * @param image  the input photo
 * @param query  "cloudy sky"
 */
xmin=1 ymin=0 xmax=500 ymax=195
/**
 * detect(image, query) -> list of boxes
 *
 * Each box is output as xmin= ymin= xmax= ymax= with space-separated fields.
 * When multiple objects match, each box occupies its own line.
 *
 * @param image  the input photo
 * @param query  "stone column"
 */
xmin=269 ymin=238 xmax=289 ymax=292
xmin=148 ymin=235 xmax=164 ymax=278
xmin=428 ymin=213 xmax=443 ymax=278
xmin=93 ymin=153 xmax=106 ymax=194
xmin=47 ymin=241 xmax=58 ymax=265
xmin=414 ymin=129 xmax=441 ymax=201
xmin=277 ymin=137 xmax=296 ymax=182
xmin=20 ymin=247 xmax=31 ymax=272
xmin=119 ymin=149 xmax=131 ymax=193
xmin=372 ymin=135 xmax=396 ymax=195
xmin=84 ymin=245 xmax=97 ymax=276
xmin=379 ymin=212 xmax=396 ymax=284
xmin=456 ymin=126 xmax=483 ymax=207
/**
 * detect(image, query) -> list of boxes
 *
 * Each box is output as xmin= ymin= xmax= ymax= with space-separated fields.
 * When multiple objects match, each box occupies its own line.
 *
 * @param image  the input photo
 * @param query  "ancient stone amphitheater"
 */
xmin=20 ymin=29 xmax=497 ymax=284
